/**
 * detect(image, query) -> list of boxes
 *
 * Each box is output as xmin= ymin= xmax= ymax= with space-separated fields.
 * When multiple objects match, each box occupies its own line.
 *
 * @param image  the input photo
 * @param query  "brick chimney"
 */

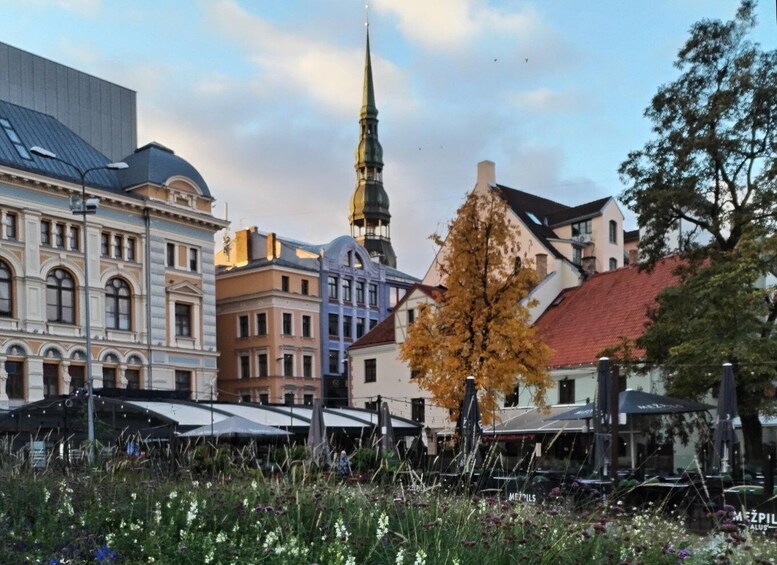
xmin=628 ymin=249 xmax=638 ymax=265
xmin=266 ymin=232 xmax=280 ymax=260
xmin=581 ymin=256 xmax=597 ymax=277
xmin=234 ymin=228 xmax=253 ymax=267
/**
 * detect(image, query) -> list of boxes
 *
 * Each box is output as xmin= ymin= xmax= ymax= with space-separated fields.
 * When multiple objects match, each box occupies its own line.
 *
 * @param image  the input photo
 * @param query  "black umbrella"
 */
xmin=457 ymin=376 xmax=482 ymax=473
xmin=593 ymin=358 xmax=611 ymax=480
xmin=553 ymin=390 xmax=713 ymax=420
xmin=307 ymin=399 xmax=331 ymax=469
xmin=378 ymin=401 xmax=396 ymax=452
xmin=713 ymin=363 xmax=739 ymax=474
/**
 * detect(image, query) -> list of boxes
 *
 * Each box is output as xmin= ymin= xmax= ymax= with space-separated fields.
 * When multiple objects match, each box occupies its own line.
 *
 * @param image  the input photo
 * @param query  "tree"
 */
xmin=619 ymin=0 xmax=777 ymax=465
xmin=399 ymin=188 xmax=552 ymax=425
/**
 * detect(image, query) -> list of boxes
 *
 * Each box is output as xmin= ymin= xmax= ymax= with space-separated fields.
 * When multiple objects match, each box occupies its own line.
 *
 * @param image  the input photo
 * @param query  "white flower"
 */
xmin=395 ymin=547 xmax=405 ymax=565
xmin=376 ymin=511 xmax=389 ymax=541
xmin=334 ymin=516 xmax=350 ymax=543
xmin=414 ymin=548 xmax=427 ymax=565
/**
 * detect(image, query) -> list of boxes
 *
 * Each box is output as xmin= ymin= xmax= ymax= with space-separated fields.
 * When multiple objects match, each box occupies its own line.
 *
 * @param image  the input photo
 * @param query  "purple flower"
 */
xmin=95 ymin=545 xmax=117 ymax=562
xmin=678 ymin=549 xmax=691 ymax=559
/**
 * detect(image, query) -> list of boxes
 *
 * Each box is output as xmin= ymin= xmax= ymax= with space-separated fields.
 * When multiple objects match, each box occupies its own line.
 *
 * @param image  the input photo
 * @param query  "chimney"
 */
xmin=234 ymin=228 xmax=253 ymax=267
xmin=535 ymin=253 xmax=548 ymax=280
xmin=628 ymin=249 xmax=638 ymax=265
xmin=266 ymin=232 xmax=280 ymax=260
xmin=581 ymin=256 xmax=597 ymax=277
xmin=477 ymin=160 xmax=496 ymax=187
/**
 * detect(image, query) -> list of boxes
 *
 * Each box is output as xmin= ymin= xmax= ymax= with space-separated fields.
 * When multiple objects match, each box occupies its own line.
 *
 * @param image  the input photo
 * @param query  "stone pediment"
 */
xmin=166 ymin=280 xmax=203 ymax=297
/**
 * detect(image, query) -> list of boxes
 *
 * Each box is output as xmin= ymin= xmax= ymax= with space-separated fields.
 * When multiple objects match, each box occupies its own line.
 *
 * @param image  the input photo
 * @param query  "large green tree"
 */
xmin=619 ymin=0 xmax=777 ymax=465
xmin=399 ymin=189 xmax=552 ymax=425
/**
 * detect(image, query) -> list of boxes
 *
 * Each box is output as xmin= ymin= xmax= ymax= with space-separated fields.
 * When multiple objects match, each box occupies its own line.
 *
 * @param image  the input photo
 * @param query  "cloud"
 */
xmin=24 ymin=0 xmax=102 ymax=17
xmin=509 ymin=88 xmax=585 ymax=114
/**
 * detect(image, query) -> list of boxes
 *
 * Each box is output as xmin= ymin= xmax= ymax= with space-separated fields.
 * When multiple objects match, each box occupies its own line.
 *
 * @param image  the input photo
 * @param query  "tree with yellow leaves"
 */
xmin=399 ymin=188 xmax=552 ymax=425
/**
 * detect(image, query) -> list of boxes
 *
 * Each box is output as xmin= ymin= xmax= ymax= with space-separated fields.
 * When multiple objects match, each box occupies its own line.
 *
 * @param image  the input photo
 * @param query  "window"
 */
xmin=356 ymin=281 xmax=365 ymax=304
xmin=43 ymin=364 xmax=58 ymax=397
xmin=100 ymin=233 xmax=109 ymax=256
xmin=66 ymin=226 xmax=79 ymax=251
xmin=303 ymin=355 xmax=313 ymax=378
xmin=0 ymin=260 xmax=11 ymax=316
xmin=259 ymin=393 xmax=269 ymax=405
xmin=41 ymin=221 xmax=51 ymax=246
xmin=369 ymin=318 xmax=377 ymax=330
xmin=364 ymin=359 xmax=377 ymax=383
xmin=304 ymin=394 xmax=314 ymax=406
xmin=125 ymin=369 xmax=140 ymax=390
xmin=301 ymin=279 xmax=309 ymax=295
xmin=328 ymin=276 xmax=338 ymax=299
xmin=572 ymin=247 xmax=582 ymax=265
xmin=189 ymin=248 xmax=199 ymax=272
xmin=407 ymin=308 xmax=415 ymax=325
xmin=571 ymin=219 xmax=592 ymax=237
xmin=609 ymin=257 xmax=618 ymax=271
xmin=368 ymin=283 xmax=377 ymax=306
xmin=328 ymin=313 xmax=339 ymax=337
xmin=302 ymin=315 xmax=311 ymax=338
xmin=0 ymin=117 xmax=31 ymax=160
xmin=238 ymin=315 xmax=249 ymax=338
xmin=105 ymin=278 xmax=131 ymax=330
xmin=342 ymin=279 xmax=352 ymax=302
xmin=328 ymin=350 xmax=339 ymax=374
xmin=284 ymin=392 xmax=295 ymax=406
xmin=258 ymin=354 xmax=268 ymax=377
xmin=282 ymin=312 xmax=293 ymax=335
xmin=390 ymin=287 xmax=406 ymax=308
xmin=111 ymin=234 xmax=122 ymax=258
xmin=504 ymin=386 xmax=520 ymax=407
xmin=54 ymin=223 xmax=64 ymax=248
xmin=46 ymin=268 xmax=74 ymax=324
xmin=102 ymin=367 xmax=117 ymax=389
xmin=166 ymin=243 xmax=176 ymax=267
xmin=69 ymin=365 xmax=85 ymax=393
xmin=283 ymin=354 xmax=294 ymax=376
xmin=240 ymin=355 xmax=250 ymax=379
xmin=343 ymin=315 xmax=352 ymax=339
xmin=175 ymin=303 xmax=192 ymax=337
xmin=281 ymin=275 xmax=289 ymax=292
xmin=558 ymin=378 xmax=575 ymax=404
xmin=609 ymin=220 xmax=617 ymax=244
xmin=257 ymin=312 xmax=267 ymax=335
xmin=126 ymin=238 xmax=136 ymax=261
xmin=175 ymin=370 xmax=190 ymax=391
xmin=411 ymin=398 xmax=425 ymax=423
xmin=356 ymin=317 xmax=365 ymax=338
xmin=5 ymin=360 xmax=23 ymax=399
xmin=4 ymin=213 xmax=17 ymax=240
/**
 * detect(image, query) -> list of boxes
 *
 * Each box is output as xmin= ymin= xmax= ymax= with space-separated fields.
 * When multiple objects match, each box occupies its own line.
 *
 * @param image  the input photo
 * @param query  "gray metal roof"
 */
xmin=0 ymin=98 xmax=121 ymax=191
xmin=118 ymin=142 xmax=211 ymax=199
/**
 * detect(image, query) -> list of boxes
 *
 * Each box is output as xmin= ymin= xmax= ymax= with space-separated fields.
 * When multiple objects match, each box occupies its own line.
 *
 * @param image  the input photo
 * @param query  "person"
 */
xmin=337 ymin=450 xmax=351 ymax=477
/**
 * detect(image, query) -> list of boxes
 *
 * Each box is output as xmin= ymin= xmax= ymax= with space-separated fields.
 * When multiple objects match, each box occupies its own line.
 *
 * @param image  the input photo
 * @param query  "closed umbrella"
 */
xmin=593 ymin=358 xmax=611 ymax=479
xmin=457 ymin=376 xmax=482 ymax=473
xmin=378 ymin=401 xmax=395 ymax=453
xmin=307 ymin=399 xmax=331 ymax=470
xmin=713 ymin=363 xmax=739 ymax=475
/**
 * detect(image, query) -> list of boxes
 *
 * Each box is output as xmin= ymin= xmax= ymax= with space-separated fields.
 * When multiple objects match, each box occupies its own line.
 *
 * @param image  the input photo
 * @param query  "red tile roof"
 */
xmin=534 ymin=258 xmax=680 ymax=368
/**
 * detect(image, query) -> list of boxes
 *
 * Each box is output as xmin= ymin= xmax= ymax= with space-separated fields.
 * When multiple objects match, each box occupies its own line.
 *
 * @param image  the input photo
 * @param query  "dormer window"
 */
xmin=0 ymin=117 xmax=31 ymax=160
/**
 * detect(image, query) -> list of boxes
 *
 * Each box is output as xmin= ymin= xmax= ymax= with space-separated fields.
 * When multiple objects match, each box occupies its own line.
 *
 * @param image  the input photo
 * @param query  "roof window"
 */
xmin=0 ymin=117 xmax=32 ymax=160
xmin=526 ymin=212 xmax=542 ymax=224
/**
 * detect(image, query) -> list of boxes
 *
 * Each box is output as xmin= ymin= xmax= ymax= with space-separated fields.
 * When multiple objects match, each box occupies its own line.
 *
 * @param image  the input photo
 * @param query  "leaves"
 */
xmin=399 ymin=189 xmax=552 ymax=424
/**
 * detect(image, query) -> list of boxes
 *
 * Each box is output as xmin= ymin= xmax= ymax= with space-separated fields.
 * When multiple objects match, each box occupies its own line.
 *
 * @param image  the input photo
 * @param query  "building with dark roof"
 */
xmin=214 ymin=228 xmax=417 ymax=407
xmin=0 ymin=54 xmax=227 ymax=413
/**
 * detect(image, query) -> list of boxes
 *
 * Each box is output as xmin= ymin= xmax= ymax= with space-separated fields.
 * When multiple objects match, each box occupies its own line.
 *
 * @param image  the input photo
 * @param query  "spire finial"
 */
xmin=365 ymin=2 xmax=369 ymax=29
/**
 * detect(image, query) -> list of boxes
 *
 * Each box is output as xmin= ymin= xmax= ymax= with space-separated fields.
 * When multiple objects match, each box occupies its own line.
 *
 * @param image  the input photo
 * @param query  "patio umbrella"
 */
xmin=553 ymin=390 xmax=713 ymax=420
xmin=713 ymin=363 xmax=739 ymax=475
xmin=593 ymin=358 xmax=611 ymax=479
xmin=307 ymin=398 xmax=331 ymax=470
xmin=378 ymin=401 xmax=396 ymax=452
xmin=457 ymin=376 xmax=482 ymax=473
xmin=177 ymin=415 xmax=289 ymax=439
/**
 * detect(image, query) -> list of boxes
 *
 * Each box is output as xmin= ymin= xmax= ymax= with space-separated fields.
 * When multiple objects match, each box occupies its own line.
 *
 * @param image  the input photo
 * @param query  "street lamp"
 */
xmin=30 ymin=146 xmax=128 ymax=465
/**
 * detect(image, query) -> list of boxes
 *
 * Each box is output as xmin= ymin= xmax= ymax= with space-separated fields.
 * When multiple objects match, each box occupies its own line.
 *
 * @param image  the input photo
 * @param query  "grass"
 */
xmin=1 ymin=453 xmax=776 ymax=565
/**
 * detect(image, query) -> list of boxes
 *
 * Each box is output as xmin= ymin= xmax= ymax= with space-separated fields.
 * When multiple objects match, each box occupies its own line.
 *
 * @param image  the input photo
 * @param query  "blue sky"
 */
xmin=0 ymin=0 xmax=774 ymax=277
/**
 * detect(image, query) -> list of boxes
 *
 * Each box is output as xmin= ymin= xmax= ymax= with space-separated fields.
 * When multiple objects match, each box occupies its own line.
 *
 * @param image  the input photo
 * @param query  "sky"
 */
xmin=0 ymin=0 xmax=775 ymax=278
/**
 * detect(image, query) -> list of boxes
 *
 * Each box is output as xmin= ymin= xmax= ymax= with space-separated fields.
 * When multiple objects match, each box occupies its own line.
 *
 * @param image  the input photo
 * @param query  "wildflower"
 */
xmin=376 ymin=511 xmax=389 ymax=541
xmin=395 ymin=547 xmax=405 ymax=565
xmin=95 ymin=545 xmax=117 ymax=562
xmin=414 ymin=548 xmax=427 ymax=565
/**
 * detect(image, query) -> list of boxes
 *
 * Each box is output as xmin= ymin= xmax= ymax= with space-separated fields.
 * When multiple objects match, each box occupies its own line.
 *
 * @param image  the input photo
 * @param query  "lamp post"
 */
xmin=30 ymin=146 xmax=128 ymax=465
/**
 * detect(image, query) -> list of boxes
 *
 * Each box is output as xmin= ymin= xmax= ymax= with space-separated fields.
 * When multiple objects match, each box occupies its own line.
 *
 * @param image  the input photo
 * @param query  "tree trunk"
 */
xmin=739 ymin=413 xmax=763 ymax=472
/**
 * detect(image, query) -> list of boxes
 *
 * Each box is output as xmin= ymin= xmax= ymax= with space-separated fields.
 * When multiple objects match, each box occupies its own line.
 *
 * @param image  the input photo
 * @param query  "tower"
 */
xmin=349 ymin=28 xmax=397 ymax=268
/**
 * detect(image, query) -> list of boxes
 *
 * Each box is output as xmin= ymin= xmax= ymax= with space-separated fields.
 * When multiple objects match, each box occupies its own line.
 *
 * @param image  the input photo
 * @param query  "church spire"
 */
xmin=349 ymin=27 xmax=397 ymax=268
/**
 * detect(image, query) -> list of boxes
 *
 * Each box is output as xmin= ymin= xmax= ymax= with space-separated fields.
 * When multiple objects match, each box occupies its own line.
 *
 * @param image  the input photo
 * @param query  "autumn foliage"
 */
xmin=399 ymin=188 xmax=552 ymax=425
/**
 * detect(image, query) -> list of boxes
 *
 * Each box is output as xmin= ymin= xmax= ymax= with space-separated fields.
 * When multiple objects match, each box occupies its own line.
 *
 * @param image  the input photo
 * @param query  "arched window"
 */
xmin=105 ymin=278 xmax=131 ymax=330
xmin=0 ymin=260 xmax=11 ymax=317
xmin=609 ymin=220 xmax=618 ymax=244
xmin=46 ymin=268 xmax=74 ymax=324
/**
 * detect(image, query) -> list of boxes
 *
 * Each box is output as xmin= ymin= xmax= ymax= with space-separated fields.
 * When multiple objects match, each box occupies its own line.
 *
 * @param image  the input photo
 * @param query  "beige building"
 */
xmin=216 ymin=229 xmax=322 ymax=404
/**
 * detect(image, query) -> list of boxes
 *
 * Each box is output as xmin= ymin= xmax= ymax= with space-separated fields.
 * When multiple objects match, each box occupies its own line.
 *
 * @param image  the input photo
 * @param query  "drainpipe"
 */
xmin=143 ymin=205 xmax=153 ymax=390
